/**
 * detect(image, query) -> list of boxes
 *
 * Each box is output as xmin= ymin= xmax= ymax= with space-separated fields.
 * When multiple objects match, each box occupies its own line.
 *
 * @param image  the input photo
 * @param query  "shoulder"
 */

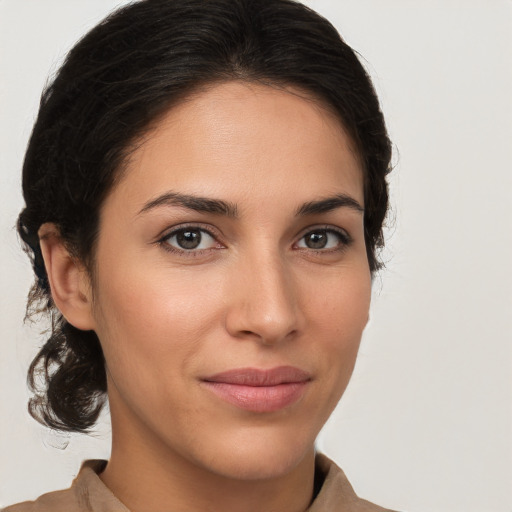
xmin=2 ymin=460 xmax=127 ymax=512
xmin=2 ymin=486 xmax=77 ymax=512
xmin=311 ymin=453 xmax=401 ymax=512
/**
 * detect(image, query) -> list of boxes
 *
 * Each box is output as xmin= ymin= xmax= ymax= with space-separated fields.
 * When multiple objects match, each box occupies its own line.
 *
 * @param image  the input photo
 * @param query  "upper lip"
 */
xmin=202 ymin=366 xmax=311 ymax=386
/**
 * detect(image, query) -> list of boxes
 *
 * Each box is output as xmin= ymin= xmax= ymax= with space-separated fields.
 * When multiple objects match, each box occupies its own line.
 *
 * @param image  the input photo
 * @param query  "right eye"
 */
xmin=161 ymin=227 xmax=220 ymax=252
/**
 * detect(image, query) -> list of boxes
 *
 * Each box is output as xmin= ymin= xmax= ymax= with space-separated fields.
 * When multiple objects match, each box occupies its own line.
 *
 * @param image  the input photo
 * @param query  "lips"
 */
xmin=201 ymin=366 xmax=311 ymax=413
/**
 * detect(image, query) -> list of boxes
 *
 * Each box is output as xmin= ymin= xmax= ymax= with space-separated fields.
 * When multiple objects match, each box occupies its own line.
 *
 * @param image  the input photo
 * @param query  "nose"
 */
xmin=224 ymin=250 xmax=302 ymax=345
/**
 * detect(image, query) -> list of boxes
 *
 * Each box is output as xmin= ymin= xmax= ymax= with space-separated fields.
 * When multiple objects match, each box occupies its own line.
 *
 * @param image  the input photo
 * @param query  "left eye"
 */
xmin=296 ymin=229 xmax=347 ymax=250
xmin=163 ymin=228 xmax=218 ymax=251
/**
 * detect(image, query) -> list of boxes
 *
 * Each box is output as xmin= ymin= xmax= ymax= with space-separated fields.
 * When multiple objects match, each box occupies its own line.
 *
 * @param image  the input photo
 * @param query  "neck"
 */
xmin=102 ymin=440 xmax=316 ymax=512
xmin=100 ymin=403 xmax=316 ymax=512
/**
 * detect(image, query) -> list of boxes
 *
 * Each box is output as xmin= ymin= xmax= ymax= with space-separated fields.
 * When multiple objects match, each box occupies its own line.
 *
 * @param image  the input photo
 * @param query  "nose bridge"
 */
xmin=226 ymin=241 xmax=300 ymax=344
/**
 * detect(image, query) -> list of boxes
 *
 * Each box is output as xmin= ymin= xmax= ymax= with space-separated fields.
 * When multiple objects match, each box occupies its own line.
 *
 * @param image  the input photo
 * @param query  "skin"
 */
xmin=41 ymin=82 xmax=371 ymax=512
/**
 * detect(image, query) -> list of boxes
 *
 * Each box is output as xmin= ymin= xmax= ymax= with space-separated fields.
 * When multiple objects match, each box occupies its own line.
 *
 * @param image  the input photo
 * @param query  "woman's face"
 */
xmin=88 ymin=81 xmax=371 ymax=480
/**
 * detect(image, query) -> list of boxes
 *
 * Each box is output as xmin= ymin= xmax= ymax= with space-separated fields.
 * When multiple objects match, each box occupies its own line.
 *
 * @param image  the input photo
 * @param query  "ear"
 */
xmin=38 ymin=223 xmax=96 ymax=331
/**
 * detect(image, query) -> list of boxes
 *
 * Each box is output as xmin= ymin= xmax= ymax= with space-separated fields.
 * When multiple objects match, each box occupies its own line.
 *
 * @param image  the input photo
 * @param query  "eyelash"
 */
xmin=156 ymin=224 xmax=352 ymax=256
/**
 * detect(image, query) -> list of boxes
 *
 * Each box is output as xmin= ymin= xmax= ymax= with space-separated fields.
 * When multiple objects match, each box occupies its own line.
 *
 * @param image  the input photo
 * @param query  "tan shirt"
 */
xmin=3 ymin=454 xmax=399 ymax=511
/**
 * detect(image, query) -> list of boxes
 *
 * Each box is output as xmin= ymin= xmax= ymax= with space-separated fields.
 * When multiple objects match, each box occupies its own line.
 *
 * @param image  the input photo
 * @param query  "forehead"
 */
xmin=109 ymin=81 xmax=364 ymax=213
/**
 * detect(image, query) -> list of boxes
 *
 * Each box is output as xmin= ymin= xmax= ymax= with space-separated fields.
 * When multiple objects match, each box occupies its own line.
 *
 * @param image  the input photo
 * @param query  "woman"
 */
xmin=4 ymin=0 xmax=396 ymax=510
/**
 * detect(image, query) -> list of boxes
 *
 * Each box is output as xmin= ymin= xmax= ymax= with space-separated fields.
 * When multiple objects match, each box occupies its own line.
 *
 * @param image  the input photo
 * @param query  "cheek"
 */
xmin=305 ymin=261 xmax=371 ymax=335
xmin=90 ymin=267 xmax=225 ymax=429
xmin=91 ymin=261 xmax=224 ymax=381
xmin=306 ymin=266 xmax=371 ymax=386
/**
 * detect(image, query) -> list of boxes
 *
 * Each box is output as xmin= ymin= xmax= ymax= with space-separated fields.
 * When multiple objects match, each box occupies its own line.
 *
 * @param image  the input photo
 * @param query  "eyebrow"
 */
xmin=139 ymin=191 xmax=363 ymax=218
xmin=296 ymin=194 xmax=364 ymax=216
xmin=139 ymin=192 xmax=238 ymax=217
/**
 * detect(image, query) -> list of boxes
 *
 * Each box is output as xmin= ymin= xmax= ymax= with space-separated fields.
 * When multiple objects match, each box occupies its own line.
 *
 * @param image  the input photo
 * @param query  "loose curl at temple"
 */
xmin=18 ymin=0 xmax=392 ymax=433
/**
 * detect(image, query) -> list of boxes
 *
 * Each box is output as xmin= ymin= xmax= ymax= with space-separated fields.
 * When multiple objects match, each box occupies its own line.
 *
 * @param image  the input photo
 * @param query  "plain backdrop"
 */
xmin=1 ymin=1 xmax=511 ymax=511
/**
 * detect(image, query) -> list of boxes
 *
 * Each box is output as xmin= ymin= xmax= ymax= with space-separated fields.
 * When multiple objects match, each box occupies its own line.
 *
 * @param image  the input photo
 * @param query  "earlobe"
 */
xmin=38 ymin=223 xmax=96 ymax=331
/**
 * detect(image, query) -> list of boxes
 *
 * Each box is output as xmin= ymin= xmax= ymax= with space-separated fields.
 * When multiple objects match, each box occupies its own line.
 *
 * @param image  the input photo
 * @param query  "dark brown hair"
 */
xmin=18 ymin=0 xmax=392 ymax=432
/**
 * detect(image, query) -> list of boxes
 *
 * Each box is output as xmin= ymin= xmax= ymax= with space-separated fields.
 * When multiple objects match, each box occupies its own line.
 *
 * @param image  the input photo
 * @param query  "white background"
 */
xmin=1 ymin=1 xmax=511 ymax=511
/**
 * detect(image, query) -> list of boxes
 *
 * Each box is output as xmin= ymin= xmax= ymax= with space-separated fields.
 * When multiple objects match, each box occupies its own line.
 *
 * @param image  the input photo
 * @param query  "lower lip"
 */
xmin=201 ymin=381 xmax=309 ymax=413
